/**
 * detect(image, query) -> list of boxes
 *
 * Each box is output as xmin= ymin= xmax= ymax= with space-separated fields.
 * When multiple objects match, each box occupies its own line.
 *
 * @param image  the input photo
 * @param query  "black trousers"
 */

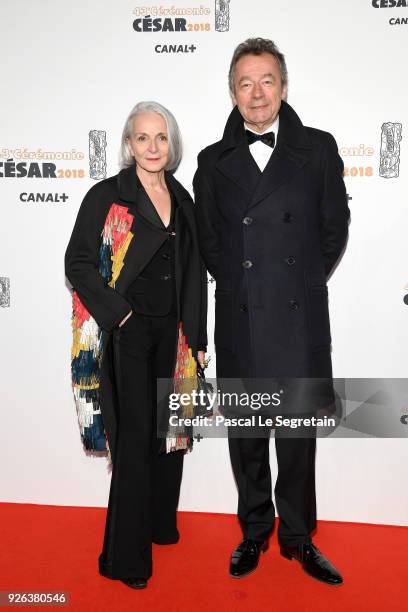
xmin=99 ymin=311 xmax=184 ymax=580
xmin=228 ymin=435 xmax=316 ymax=546
xmin=218 ymin=349 xmax=317 ymax=547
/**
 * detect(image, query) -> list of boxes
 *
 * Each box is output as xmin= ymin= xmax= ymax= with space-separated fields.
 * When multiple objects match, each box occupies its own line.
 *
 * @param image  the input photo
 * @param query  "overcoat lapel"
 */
xmin=248 ymin=140 xmax=311 ymax=209
xmin=215 ymin=142 xmax=261 ymax=197
xmin=214 ymin=105 xmax=261 ymax=200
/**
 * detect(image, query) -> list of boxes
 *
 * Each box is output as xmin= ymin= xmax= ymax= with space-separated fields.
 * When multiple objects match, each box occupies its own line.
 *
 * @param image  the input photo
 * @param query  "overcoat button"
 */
xmin=160 ymin=274 xmax=172 ymax=280
xmin=243 ymin=216 xmax=253 ymax=225
xmin=290 ymin=299 xmax=300 ymax=310
xmin=282 ymin=212 xmax=293 ymax=222
xmin=242 ymin=260 xmax=253 ymax=269
xmin=239 ymin=304 xmax=247 ymax=312
xmin=161 ymin=253 xmax=170 ymax=260
xmin=285 ymin=256 xmax=296 ymax=266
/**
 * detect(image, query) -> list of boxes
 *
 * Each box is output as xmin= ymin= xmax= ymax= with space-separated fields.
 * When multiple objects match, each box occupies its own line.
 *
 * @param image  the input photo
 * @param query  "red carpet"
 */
xmin=0 ymin=503 xmax=406 ymax=611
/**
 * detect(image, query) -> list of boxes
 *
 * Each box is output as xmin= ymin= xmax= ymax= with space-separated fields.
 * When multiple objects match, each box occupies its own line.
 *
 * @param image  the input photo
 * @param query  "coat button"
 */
xmin=243 ymin=216 xmax=253 ymax=226
xmin=285 ymin=256 xmax=296 ymax=266
xmin=242 ymin=260 xmax=253 ymax=269
xmin=160 ymin=274 xmax=172 ymax=280
xmin=239 ymin=304 xmax=247 ymax=312
xmin=282 ymin=212 xmax=293 ymax=223
xmin=290 ymin=299 xmax=300 ymax=310
xmin=161 ymin=253 xmax=170 ymax=260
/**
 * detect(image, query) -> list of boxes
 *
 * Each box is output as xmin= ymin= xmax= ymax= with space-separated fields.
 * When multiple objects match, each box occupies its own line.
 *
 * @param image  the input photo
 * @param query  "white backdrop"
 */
xmin=1 ymin=0 xmax=408 ymax=526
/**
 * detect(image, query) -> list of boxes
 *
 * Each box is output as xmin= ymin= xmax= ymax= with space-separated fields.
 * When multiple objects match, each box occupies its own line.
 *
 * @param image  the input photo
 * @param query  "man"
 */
xmin=193 ymin=38 xmax=350 ymax=585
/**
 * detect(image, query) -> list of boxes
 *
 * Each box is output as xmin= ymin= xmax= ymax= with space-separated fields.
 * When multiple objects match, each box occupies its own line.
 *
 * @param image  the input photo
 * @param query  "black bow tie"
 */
xmin=245 ymin=129 xmax=275 ymax=148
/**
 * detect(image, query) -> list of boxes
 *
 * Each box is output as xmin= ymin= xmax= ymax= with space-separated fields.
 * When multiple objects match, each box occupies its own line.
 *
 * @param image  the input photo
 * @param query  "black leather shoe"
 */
xmin=120 ymin=577 xmax=148 ymax=589
xmin=230 ymin=539 xmax=268 ymax=578
xmin=280 ymin=542 xmax=343 ymax=586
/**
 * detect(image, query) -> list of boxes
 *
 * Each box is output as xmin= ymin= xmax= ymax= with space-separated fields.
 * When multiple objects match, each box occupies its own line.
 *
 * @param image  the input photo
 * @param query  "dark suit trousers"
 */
xmin=218 ymin=349 xmax=317 ymax=547
xmin=99 ymin=311 xmax=183 ymax=580
xmin=228 ymin=434 xmax=316 ymax=546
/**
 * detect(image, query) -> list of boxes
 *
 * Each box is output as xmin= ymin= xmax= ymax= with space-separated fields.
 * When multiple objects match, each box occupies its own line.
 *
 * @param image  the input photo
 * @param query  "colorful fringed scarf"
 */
xmin=70 ymin=202 xmax=197 ymax=456
xmin=167 ymin=323 xmax=197 ymax=452
xmin=70 ymin=203 xmax=134 ymax=452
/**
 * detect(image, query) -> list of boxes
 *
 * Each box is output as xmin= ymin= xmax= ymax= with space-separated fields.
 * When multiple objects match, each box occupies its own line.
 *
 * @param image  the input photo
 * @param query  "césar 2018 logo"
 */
xmin=133 ymin=15 xmax=189 ymax=31
xmin=372 ymin=0 xmax=407 ymax=6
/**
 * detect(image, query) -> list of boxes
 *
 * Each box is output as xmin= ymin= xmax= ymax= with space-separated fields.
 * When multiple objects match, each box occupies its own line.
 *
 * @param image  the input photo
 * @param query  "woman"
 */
xmin=65 ymin=101 xmax=207 ymax=589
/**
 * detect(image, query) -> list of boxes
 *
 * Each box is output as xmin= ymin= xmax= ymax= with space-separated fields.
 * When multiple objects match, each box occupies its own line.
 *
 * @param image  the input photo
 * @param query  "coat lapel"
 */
xmin=248 ymin=139 xmax=310 ymax=209
xmin=215 ymin=142 xmax=261 ymax=196
xmin=165 ymin=171 xmax=193 ymax=280
xmin=113 ymin=217 xmax=166 ymax=294
xmin=118 ymin=165 xmax=168 ymax=229
xmin=215 ymin=105 xmax=261 ymax=198
xmin=135 ymin=185 xmax=165 ymax=228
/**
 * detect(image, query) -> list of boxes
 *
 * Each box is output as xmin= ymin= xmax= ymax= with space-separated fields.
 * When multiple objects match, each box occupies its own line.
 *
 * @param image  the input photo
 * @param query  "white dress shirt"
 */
xmin=245 ymin=115 xmax=279 ymax=172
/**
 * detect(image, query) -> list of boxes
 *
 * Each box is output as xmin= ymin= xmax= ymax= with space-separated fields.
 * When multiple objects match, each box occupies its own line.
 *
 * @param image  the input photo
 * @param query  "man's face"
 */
xmin=232 ymin=52 xmax=287 ymax=132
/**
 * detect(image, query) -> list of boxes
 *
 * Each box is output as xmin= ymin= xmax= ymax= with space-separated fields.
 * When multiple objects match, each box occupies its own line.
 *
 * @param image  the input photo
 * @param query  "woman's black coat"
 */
xmin=65 ymin=165 xmax=207 ymax=457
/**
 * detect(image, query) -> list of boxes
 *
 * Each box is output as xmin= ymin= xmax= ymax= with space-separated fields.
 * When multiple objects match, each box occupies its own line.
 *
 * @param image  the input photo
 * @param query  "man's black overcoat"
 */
xmin=193 ymin=100 xmax=350 ymax=379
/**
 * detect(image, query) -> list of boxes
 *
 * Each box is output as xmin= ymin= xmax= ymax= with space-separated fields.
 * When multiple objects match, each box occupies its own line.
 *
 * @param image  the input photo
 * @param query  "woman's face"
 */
xmin=127 ymin=111 xmax=169 ymax=173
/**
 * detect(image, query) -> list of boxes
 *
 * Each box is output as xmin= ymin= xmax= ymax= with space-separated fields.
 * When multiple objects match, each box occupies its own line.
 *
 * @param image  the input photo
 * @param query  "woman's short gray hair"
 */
xmin=119 ymin=101 xmax=182 ymax=171
xmin=228 ymin=37 xmax=288 ymax=95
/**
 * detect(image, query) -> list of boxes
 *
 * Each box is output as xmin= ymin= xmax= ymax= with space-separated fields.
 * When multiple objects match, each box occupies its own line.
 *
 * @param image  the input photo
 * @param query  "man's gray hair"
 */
xmin=120 ymin=101 xmax=182 ymax=171
xmin=228 ymin=37 xmax=288 ymax=94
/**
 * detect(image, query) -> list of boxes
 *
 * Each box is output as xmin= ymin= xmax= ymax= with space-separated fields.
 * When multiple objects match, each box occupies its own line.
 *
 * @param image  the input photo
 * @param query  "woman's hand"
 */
xmin=119 ymin=310 xmax=133 ymax=327
xmin=197 ymin=350 xmax=206 ymax=368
